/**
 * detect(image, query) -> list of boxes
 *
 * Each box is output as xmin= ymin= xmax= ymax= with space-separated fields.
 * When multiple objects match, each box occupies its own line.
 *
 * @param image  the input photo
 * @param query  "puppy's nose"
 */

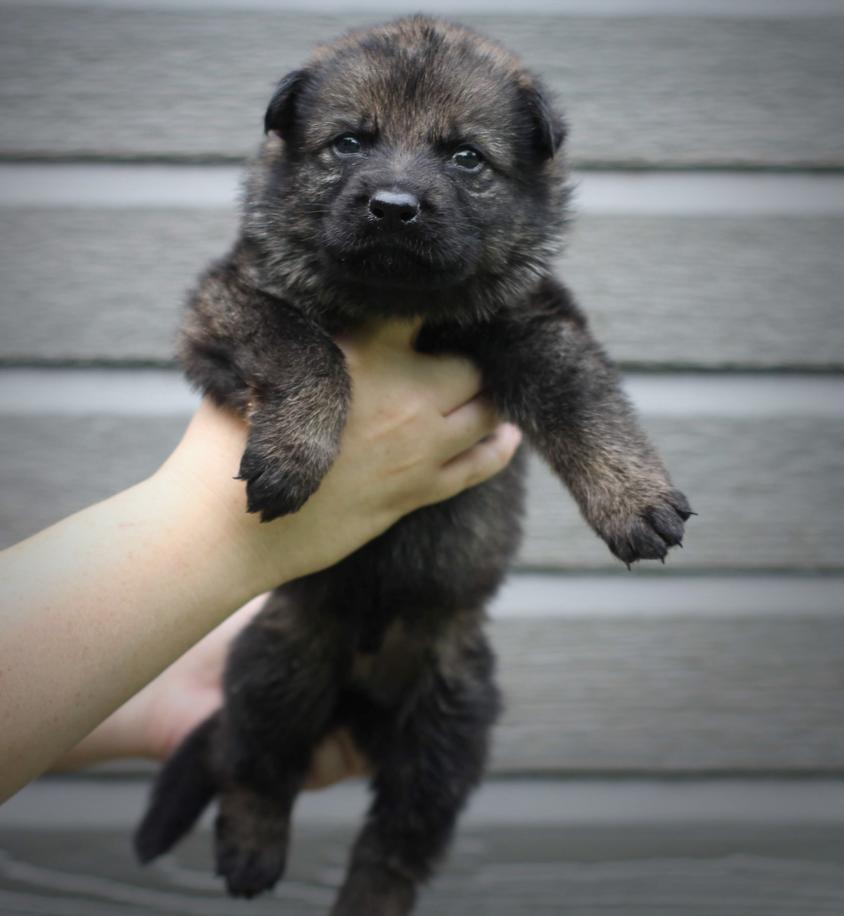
xmin=368 ymin=190 xmax=420 ymax=228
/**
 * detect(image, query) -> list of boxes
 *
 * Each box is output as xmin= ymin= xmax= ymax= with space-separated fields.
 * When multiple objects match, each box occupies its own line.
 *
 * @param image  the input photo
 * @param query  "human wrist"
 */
xmin=144 ymin=462 xmax=277 ymax=610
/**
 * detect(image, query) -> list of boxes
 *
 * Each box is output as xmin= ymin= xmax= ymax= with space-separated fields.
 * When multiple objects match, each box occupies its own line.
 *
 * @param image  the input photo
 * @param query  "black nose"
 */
xmin=368 ymin=190 xmax=420 ymax=228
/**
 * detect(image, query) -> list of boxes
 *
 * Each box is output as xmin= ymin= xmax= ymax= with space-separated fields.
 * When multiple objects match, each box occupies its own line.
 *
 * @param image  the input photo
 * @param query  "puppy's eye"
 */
xmin=333 ymin=134 xmax=364 ymax=156
xmin=451 ymin=146 xmax=484 ymax=171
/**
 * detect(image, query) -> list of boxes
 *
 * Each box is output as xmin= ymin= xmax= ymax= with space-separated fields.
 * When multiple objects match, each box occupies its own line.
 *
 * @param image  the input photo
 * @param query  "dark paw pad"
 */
xmin=237 ymin=443 xmax=323 ymax=522
xmin=608 ymin=488 xmax=694 ymax=567
xmin=215 ymin=836 xmax=287 ymax=898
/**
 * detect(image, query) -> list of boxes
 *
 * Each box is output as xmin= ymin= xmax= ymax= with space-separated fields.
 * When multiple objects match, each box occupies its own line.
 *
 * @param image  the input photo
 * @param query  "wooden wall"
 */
xmin=1 ymin=0 xmax=842 ymax=773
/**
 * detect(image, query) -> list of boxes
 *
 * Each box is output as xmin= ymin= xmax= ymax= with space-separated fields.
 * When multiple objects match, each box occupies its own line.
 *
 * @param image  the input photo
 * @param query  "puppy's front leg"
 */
xmin=425 ymin=279 xmax=692 ymax=565
xmin=179 ymin=259 xmax=351 ymax=521
xmin=236 ymin=355 xmax=349 ymax=521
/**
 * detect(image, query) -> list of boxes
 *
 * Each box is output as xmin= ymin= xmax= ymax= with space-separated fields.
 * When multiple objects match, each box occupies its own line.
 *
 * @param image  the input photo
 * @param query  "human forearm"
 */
xmin=1 ymin=321 xmax=521 ymax=800
xmin=0 ymin=470 xmax=266 ymax=800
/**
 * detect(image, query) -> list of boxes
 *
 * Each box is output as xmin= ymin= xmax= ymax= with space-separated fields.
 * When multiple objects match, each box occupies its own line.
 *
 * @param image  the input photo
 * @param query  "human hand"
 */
xmin=38 ymin=319 xmax=519 ymax=791
xmin=156 ymin=318 xmax=522 ymax=597
xmin=7 ymin=320 xmax=519 ymax=797
xmin=56 ymin=594 xmax=369 ymax=788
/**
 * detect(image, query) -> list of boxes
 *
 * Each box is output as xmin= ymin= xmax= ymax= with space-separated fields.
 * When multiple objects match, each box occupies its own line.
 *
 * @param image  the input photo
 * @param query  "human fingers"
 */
xmin=366 ymin=316 xmax=424 ymax=350
xmin=432 ymin=422 xmax=523 ymax=503
xmin=339 ymin=322 xmax=483 ymax=416
xmin=303 ymin=729 xmax=370 ymax=790
xmin=417 ymin=350 xmax=485 ymax=417
xmin=335 ymin=317 xmax=423 ymax=357
xmin=435 ymin=395 xmax=500 ymax=461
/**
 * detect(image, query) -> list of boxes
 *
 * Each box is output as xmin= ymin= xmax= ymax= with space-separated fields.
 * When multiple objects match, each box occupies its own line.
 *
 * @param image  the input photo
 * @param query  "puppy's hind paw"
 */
xmin=216 ymin=844 xmax=287 ymax=899
xmin=214 ymin=807 xmax=290 ymax=899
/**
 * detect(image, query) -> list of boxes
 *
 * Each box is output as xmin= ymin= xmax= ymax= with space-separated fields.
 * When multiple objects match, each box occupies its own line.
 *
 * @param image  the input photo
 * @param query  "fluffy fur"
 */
xmin=135 ymin=17 xmax=691 ymax=915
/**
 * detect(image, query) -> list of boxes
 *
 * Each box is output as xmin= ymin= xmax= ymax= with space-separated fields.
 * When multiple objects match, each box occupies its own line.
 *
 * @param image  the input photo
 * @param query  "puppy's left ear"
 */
xmin=264 ymin=69 xmax=311 ymax=137
xmin=521 ymin=84 xmax=566 ymax=160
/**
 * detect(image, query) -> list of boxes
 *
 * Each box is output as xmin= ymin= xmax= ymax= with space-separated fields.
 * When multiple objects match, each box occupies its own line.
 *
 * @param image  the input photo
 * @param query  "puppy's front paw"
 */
xmin=237 ymin=440 xmax=327 ymax=522
xmin=601 ymin=487 xmax=693 ymax=567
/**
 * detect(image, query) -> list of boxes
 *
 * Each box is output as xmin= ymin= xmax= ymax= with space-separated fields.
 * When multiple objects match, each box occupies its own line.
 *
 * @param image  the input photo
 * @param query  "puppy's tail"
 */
xmin=134 ymin=711 xmax=220 ymax=863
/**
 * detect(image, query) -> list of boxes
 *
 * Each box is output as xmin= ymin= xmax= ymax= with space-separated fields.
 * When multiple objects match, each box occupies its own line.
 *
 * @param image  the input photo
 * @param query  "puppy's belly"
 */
xmin=332 ymin=447 xmax=524 ymax=604
xmin=349 ymin=618 xmax=430 ymax=707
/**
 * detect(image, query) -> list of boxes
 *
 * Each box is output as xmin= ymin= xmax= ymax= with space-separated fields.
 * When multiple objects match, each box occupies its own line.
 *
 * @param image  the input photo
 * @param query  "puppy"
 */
xmin=135 ymin=16 xmax=691 ymax=915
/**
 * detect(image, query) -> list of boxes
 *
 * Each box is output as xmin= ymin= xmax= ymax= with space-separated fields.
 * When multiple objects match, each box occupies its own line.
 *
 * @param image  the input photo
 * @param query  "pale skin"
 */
xmin=56 ymin=594 xmax=369 ymax=791
xmin=0 ymin=320 xmax=522 ymax=802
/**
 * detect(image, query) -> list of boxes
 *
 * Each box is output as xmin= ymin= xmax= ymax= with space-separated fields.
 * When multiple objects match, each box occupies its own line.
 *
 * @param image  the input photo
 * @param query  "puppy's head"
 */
xmin=246 ymin=16 xmax=568 ymax=321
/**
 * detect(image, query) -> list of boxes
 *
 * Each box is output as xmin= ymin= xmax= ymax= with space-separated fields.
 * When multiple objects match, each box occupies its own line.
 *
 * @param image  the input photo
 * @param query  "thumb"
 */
xmin=368 ymin=316 xmax=424 ymax=351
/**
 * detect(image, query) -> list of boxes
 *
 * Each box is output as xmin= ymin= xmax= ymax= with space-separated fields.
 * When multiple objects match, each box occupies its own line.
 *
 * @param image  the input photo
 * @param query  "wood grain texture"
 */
xmin=523 ymin=414 xmax=844 ymax=571
xmin=492 ymin=614 xmax=844 ymax=771
xmin=0 ymin=208 xmax=235 ymax=364
xmin=2 ymin=409 xmax=843 ymax=571
xmin=1 ymin=7 xmax=843 ymax=166
xmin=3 ymin=831 xmax=844 ymax=915
xmin=3 ymin=208 xmax=843 ymax=370
xmin=2 ymin=780 xmax=844 ymax=914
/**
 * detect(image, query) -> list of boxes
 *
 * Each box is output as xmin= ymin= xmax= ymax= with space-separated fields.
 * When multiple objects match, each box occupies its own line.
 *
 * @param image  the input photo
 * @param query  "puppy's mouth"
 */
xmin=321 ymin=239 xmax=474 ymax=290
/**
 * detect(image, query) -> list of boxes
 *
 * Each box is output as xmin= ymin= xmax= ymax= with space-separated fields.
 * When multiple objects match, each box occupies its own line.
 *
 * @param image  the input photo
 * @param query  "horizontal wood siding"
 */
xmin=492 ymin=612 xmax=844 ymax=772
xmin=3 ymin=396 xmax=842 ymax=571
xmin=2 ymin=207 xmax=842 ymax=370
xmin=4 ymin=779 xmax=844 ymax=915
xmin=1 ymin=8 xmax=843 ymax=167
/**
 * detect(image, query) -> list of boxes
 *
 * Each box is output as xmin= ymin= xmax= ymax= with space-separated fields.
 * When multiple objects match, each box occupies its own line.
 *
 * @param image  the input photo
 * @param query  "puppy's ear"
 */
xmin=520 ymin=84 xmax=566 ymax=161
xmin=264 ymin=69 xmax=311 ymax=137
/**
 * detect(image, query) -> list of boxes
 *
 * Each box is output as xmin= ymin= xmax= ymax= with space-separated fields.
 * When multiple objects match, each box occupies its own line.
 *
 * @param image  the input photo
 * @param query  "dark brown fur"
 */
xmin=135 ymin=17 xmax=692 ymax=914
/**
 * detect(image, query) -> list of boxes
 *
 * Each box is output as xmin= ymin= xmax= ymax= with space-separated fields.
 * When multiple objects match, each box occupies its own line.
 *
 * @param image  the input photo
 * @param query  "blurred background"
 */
xmin=1 ymin=0 xmax=843 ymax=913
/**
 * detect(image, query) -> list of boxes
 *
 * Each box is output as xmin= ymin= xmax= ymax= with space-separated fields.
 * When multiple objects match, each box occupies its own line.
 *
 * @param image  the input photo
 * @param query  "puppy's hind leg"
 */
xmin=214 ymin=596 xmax=342 ymax=898
xmin=214 ymin=778 xmax=301 ymax=899
xmin=332 ymin=632 xmax=500 ymax=916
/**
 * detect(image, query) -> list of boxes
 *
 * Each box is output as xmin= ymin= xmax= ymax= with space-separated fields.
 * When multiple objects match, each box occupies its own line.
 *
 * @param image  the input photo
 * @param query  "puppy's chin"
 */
xmin=320 ymin=241 xmax=474 ymax=291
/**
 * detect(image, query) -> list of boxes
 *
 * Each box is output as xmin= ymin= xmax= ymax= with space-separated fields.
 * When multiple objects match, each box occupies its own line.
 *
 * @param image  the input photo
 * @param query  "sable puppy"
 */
xmin=135 ymin=16 xmax=692 ymax=915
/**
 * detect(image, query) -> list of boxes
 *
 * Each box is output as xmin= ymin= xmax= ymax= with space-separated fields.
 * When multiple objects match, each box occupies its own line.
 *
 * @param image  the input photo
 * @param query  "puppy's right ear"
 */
xmin=520 ymin=84 xmax=566 ymax=161
xmin=264 ymin=69 xmax=311 ymax=137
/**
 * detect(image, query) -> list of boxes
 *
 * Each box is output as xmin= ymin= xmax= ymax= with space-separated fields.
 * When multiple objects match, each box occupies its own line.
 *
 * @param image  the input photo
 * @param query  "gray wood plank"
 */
xmin=3 ymin=781 xmax=844 ymax=915
xmin=3 ymin=207 xmax=843 ymax=370
xmin=492 ymin=614 xmax=844 ymax=771
xmin=0 ymin=208 xmax=235 ymax=365
xmin=492 ymin=577 xmax=844 ymax=772
xmin=2 ymin=404 xmax=843 ymax=571
xmin=2 ymin=7 xmax=843 ymax=167
xmin=523 ymin=413 xmax=844 ymax=571
xmin=8 ymin=778 xmax=844 ymax=828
